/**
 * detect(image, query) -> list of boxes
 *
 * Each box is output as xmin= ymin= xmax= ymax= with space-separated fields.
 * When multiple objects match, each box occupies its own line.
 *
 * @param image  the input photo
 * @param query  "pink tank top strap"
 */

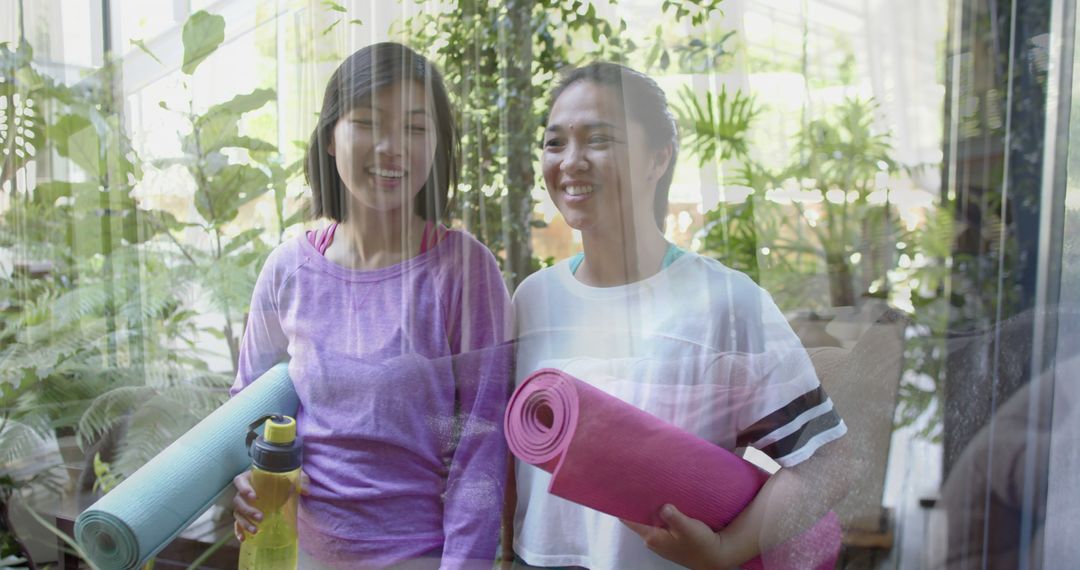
xmin=320 ymin=222 xmax=338 ymax=255
xmin=306 ymin=222 xmax=338 ymax=256
xmin=418 ymin=221 xmax=445 ymax=255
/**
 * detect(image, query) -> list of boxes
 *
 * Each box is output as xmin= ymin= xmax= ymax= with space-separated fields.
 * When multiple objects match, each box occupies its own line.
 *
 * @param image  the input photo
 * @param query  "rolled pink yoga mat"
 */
xmin=505 ymin=368 xmax=840 ymax=570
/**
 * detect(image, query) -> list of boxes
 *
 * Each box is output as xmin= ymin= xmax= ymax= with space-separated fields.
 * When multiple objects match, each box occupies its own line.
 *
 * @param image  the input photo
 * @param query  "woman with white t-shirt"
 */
xmin=506 ymin=62 xmax=852 ymax=570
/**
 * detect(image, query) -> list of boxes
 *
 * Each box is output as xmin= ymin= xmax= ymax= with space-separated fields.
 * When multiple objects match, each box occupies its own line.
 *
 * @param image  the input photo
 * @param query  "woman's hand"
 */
xmin=232 ymin=469 xmax=311 ymax=542
xmin=622 ymin=504 xmax=738 ymax=570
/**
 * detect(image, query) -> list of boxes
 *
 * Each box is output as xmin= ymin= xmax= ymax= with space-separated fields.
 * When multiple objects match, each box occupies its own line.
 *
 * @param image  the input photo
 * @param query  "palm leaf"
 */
xmin=673 ymin=84 xmax=759 ymax=166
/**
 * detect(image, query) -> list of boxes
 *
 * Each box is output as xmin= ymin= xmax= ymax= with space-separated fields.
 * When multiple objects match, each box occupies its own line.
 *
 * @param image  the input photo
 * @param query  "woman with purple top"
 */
xmin=228 ymin=43 xmax=511 ymax=569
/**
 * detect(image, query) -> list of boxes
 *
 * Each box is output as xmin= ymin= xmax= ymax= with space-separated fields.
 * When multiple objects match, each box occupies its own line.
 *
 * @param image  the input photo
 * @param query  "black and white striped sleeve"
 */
xmin=722 ymin=271 xmax=847 ymax=467
xmin=736 ymin=384 xmax=847 ymax=467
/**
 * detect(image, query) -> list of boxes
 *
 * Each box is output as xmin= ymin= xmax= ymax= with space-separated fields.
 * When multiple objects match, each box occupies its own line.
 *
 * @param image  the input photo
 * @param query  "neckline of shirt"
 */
xmin=297 ymin=228 xmax=454 ymax=282
xmin=553 ymin=248 xmax=695 ymax=299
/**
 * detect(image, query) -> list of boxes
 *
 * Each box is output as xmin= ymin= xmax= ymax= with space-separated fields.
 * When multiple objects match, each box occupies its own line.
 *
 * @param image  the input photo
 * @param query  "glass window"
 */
xmin=1 ymin=0 xmax=1074 ymax=568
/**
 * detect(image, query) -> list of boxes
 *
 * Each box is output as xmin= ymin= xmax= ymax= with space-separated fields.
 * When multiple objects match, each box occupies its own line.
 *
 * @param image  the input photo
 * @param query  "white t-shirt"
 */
xmin=511 ymin=252 xmax=847 ymax=570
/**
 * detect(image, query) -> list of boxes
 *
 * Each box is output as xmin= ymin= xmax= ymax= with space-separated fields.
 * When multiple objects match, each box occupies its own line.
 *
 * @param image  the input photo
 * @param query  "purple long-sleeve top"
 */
xmin=230 ymin=228 xmax=512 ymax=569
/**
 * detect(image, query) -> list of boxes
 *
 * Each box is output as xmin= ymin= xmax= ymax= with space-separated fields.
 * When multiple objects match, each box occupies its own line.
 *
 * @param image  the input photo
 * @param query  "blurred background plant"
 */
xmin=0 ymin=8 xmax=301 ymax=566
xmin=673 ymin=30 xmax=954 ymax=446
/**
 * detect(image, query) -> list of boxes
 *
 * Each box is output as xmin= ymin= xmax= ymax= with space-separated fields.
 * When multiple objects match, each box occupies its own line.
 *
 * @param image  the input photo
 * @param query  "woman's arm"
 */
xmin=721 ymin=435 xmax=853 ymax=564
xmin=230 ymin=248 xmax=292 ymax=537
xmin=625 ymin=434 xmax=854 ymax=569
xmin=230 ymin=250 xmax=289 ymax=396
xmin=627 ymin=278 xmax=856 ymax=568
xmin=440 ymin=244 xmax=514 ymax=569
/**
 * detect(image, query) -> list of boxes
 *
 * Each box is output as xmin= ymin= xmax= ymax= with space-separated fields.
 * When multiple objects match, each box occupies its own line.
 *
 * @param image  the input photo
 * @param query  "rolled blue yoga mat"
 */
xmin=75 ymin=364 xmax=297 ymax=570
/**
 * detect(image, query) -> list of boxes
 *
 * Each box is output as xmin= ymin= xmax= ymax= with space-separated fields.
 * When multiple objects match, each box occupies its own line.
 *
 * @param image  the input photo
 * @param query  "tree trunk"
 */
xmin=500 ymin=0 xmax=536 ymax=290
xmin=825 ymin=249 xmax=855 ymax=307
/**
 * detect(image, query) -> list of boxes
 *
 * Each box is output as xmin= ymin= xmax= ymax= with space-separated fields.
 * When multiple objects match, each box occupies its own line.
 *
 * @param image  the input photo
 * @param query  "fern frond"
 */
xmin=0 ymin=420 xmax=56 ymax=466
xmin=76 ymin=368 xmax=229 ymax=460
xmin=116 ymin=269 xmax=195 ymax=325
xmin=49 ymin=282 xmax=113 ymax=330
xmin=76 ymin=385 xmax=153 ymax=450
xmin=673 ymin=84 xmax=758 ymax=166
xmin=7 ymin=317 xmax=109 ymax=378
xmin=113 ymin=394 xmax=205 ymax=477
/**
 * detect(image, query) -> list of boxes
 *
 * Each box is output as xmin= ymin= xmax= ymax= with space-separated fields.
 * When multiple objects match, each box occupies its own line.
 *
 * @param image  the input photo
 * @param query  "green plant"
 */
xmin=0 ymin=9 xmax=301 ymax=565
xmin=22 ymin=504 xmax=100 ymax=570
xmin=0 ymin=451 xmax=66 ymax=570
xmin=674 ymin=83 xmax=759 ymax=166
xmin=686 ymin=96 xmax=900 ymax=309
xmin=65 ymin=9 xmax=303 ymax=476
xmin=0 ymin=3 xmax=352 ymax=562
xmin=673 ymin=79 xmax=767 ymax=291
xmin=1 ymin=18 xmax=171 ymax=569
xmin=783 ymin=97 xmax=898 ymax=307
xmin=150 ymin=11 xmax=303 ymax=370
xmin=1 ymin=39 xmax=46 ymax=194
xmin=682 ymin=82 xmax=955 ymax=442
xmin=0 ymin=71 xmax=227 ymax=478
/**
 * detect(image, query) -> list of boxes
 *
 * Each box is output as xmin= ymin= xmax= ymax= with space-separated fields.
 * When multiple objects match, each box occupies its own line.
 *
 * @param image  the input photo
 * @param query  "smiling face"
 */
xmin=329 ymin=79 xmax=438 ymax=217
xmin=542 ymin=81 xmax=671 ymax=236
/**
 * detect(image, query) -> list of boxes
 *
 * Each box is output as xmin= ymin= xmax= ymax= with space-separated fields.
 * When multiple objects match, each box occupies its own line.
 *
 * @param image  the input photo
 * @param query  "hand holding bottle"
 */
xmin=232 ymin=468 xmax=310 ymax=541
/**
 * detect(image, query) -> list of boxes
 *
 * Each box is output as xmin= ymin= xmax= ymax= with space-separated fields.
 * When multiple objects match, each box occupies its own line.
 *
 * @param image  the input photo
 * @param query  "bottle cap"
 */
xmin=264 ymin=415 xmax=296 ymax=444
xmin=247 ymin=414 xmax=302 ymax=473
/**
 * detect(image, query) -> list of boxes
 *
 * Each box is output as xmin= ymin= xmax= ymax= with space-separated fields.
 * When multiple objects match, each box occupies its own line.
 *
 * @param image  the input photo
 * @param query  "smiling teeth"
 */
xmin=565 ymin=185 xmax=595 ymax=196
xmin=369 ymin=167 xmax=404 ymax=179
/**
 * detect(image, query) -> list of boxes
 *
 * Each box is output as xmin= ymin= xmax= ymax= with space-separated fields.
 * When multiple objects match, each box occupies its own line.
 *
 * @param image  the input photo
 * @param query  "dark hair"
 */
xmin=305 ymin=42 xmax=457 ymax=223
xmin=549 ymin=62 xmax=679 ymax=229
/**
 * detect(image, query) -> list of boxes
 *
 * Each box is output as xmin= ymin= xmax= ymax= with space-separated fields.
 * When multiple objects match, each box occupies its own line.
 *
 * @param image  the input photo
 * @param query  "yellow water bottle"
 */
xmin=238 ymin=415 xmax=302 ymax=570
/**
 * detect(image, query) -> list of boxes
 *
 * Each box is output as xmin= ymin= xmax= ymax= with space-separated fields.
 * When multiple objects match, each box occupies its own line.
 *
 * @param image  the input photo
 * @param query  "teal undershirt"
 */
xmin=568 ymin=243 xmax=686 ymax=275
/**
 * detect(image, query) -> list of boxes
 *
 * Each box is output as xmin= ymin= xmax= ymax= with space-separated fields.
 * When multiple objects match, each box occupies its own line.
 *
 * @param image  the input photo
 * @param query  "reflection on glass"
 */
xmin=0 ymin=0 xmax=1075 ymax=568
